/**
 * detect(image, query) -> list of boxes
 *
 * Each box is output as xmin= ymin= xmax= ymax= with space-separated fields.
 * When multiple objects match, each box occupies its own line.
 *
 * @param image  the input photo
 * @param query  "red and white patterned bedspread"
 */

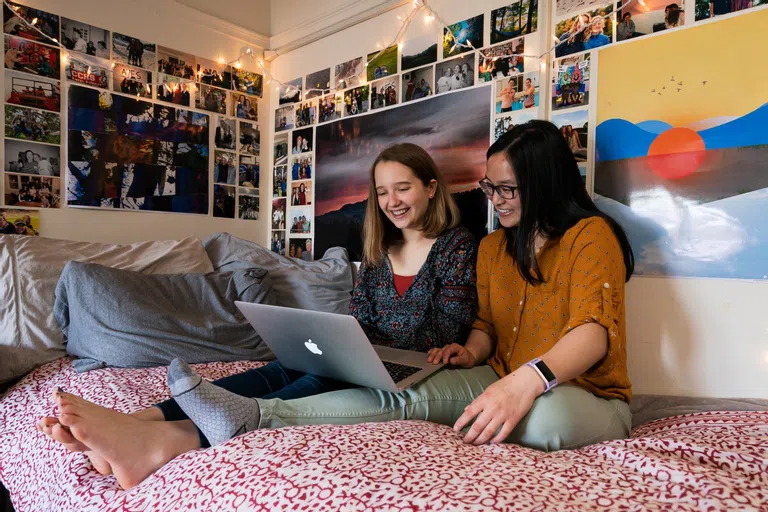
xmin=1 ymin=358 xmax=766 ymax=511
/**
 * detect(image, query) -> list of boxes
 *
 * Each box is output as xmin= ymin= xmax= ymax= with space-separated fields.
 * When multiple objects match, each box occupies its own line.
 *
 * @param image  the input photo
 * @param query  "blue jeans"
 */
xmin=155 ymin=361 xmax=351 ymax=447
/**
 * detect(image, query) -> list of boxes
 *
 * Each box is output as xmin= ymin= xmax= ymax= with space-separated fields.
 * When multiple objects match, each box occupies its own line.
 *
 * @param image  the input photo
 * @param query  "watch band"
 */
xmin=525 ymin=357 xmax=558 ymax=393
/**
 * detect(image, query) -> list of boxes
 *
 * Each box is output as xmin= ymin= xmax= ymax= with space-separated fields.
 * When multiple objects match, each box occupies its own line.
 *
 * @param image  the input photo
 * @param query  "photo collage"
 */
xmin=2 ymin=0 xmax=263 ymax=220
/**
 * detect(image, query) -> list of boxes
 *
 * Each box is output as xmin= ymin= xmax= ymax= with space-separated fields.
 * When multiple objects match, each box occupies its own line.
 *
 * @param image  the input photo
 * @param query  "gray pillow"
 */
xmin=54 ymin=261 xmax=275 ymax=372
xmin=203 ymin=233 xmax=354 ymax=314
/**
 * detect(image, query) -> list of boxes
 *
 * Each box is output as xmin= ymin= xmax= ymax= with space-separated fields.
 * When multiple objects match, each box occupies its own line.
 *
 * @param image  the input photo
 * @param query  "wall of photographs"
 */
xmin=2 ymin=0 xmax=264 ymax=226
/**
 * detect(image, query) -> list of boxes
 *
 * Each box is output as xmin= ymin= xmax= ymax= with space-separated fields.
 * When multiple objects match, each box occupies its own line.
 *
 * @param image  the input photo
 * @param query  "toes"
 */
xmin=59 ymin=412 xmax=79 ymax=428
xmin=51 ymin=423 xmax=77 ymax=444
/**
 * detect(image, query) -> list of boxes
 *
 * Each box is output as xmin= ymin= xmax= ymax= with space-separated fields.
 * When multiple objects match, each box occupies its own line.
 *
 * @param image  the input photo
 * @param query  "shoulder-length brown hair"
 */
xmin=362 ymin=143 xmax=460 ymax=267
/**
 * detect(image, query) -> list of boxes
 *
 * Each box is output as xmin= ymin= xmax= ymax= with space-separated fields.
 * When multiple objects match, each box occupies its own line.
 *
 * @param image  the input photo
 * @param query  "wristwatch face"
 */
xmin=534 ymin=360 xmax=556 ymax=383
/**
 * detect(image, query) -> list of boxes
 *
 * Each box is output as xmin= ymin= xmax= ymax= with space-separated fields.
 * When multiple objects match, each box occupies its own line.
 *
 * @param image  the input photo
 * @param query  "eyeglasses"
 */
xmin=478 ymin=178 xmax=518 ymax=200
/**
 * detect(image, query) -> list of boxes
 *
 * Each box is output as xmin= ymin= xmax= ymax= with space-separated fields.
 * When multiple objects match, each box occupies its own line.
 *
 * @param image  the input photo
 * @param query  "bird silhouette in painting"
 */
xmin=670 ymin=75 xmax=675 ymax=81
xmin=662 ymin=85 xmax=666 ymax=90
xmin=651 ymin=89 xmax=656 ymax=93
xmin=677 ymin=88 xmax=682 ymax=92
xmin=702 ymin=80 xmax=708 ymax=86
xmin=678 ymin=81 xmax=683 ymax=86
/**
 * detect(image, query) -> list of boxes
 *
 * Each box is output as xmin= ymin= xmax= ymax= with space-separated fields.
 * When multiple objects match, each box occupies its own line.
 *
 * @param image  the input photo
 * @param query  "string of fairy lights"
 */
xmin=3 ymin=0 xmax=634 ymax=98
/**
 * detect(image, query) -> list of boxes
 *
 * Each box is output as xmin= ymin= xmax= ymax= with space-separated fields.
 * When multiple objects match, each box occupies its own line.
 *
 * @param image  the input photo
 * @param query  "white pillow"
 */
xmin=0 ymin=235 xmax=214 ymax=383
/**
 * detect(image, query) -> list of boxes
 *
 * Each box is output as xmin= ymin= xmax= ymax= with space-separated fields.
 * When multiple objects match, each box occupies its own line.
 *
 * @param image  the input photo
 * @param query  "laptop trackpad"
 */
xmin=372 ymin=345 xmax=438 ymax=369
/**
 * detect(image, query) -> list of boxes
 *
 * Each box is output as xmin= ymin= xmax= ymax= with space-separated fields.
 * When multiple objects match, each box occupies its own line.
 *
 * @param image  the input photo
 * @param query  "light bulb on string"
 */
xmin=31 ymin=17 xmax=37 ymax=25
xmin=217 ymin=57 xmax=226 ymax=65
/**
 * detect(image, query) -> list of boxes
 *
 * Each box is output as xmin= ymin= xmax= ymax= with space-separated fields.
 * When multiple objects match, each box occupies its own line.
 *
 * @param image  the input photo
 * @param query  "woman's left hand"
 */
xmin=453 ymin=366 xmax=544 ymax=445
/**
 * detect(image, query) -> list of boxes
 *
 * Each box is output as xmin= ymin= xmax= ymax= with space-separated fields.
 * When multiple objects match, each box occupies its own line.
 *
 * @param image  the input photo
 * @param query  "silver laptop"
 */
xmin=235 ymin=302 xmax=444 ymax=392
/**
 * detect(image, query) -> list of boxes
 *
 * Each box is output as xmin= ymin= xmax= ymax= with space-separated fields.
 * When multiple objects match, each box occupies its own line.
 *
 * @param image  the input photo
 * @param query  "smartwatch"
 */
xmin=525 ymin=357 xmax=558 ymax=393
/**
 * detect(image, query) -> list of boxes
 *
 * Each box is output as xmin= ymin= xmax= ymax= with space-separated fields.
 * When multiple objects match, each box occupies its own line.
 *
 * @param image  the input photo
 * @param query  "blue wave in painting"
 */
xmin=636 ymin=120 xmax=672 ymax=134
xmin=699 ymin=103 xmax=768 ymax=150
xmin=596 ymin=119 xmax=657 ymax=162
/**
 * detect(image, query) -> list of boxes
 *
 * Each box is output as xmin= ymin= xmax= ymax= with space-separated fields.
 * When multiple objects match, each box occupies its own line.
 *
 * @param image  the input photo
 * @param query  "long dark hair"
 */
xmin=487 ymin=120 xmax=634 ymax=284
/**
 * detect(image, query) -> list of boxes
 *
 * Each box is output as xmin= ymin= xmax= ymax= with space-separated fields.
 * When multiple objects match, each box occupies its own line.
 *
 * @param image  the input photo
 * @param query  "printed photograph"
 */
xmin=61 ymin=18 xmax=109 ymax=58
xmin=555 ymin=5 xmax=614 ymax=57
xmin=213 ymin=150 xmax=237 ymax=185
xmin=318 ymin=93 xmax=342 ymax=123
xmin=557 ymin=0 xmax=606 ymax=16
xmin=232 ymin=69 xmax=262 ymax=97
xmin=213 ymin=184 xmax=235 ymax=218
xmin=551 ymin=107 xmax=589 ymax=163
xmin=478 ymin=38 xmax=525 ymax=83
xmin=334 ymin=56 xmax=364 ymax=89
xmin=239 ymin=192 xmax=259 ymax=220
xmin=279 ymin=77 xmax=302 ymax=105
xmin=270 ymin=229 xmax=286 ymax=255
xmin=3 ymin=1 xmax=58 ymax=45
xmin=196 ymin=84 xmax=227 ymax=114
xmin=5 ymin=71 xmax=60 ymax=112
xmin=5 ymin=138 xmax=60 ymax=176
xmin=231 ymin=92 xmax=257 ymax=121
xmin=295 ymin=100 xmax=317 ymax=128
xmin=435 ymin=54 xmax=475 ymax=94
xmin=494 ymin=111 xmax=536 ymax=141
xmin=0 ymin=208 xmax=40 ymax=235
xmin=305 ymin=68 xmax=330 ymax=99
xmin=4 ymin=36 xmax=59 ymax=79
xmin=239 ymin=154 xmax=259 ymax=188
xmin=694 ymin=0 xmax=762 ymax=20
xmin=491 ymin=0 xmax=539 ymax=44
xmin=66 ymin=53 xmax=110 ymax=89
xmin=292 ymin=128 xmax=314 ymax=155
xmin=196 ymin=56 xmax=232 ymax=89
xmin=495 ymin=72 xmax=539 ymax=113
xmin=371 ymin=76 xmax=398 ymax=110
xmin=401 ymin=33 xmax=438 ymax=72
xmin=443 ymin=14 xmax=483 ymax=59
xmin=5 ymin=105 xmax=60 ymax=144
xmin=289 ymin=205 xmax=312 ymax=234
xmin=343 ymin=85 xmax=370 ymax=115
xmin=156 ymin=73 xmax=193 ymax=107
xmin=367 ymin=45 xmax=398 ymax=82
xmin=290 ymin=180 xmax=312 ymax=206
xmin=314 ymin=86 xmax=490 ymax=260
xmin=113 ymin=64 xmax=152 ymax=98
xmin=402 ymin=66 xmax=434 ymax=103
xmin=239 ymin=121 xmax=260 ymax=155
xmin=288 ymin=238 xmax=313 ymax=261
xmin=4 ymin=173 xmax=60 ymax=209
xmin=214 ymin=116 xmax=235 ymax=150
xmin=617 ymin=0 xmax=685 ymax=41
xmin=157 ymin=46 xmax=197 ymax=79
xmin=273 ymin=165 xmax=287 ymax=198
xmin=272 ymin=198 xmax=286 ymax=229
xmin=112 ymin=32 xmax=156 ymax=69
xmin=275 ymin=105 xmax=295 ymax=132
xmin=274 ymin=139 xmax=288 ymax=166
xmin=292 ymin=154 xmax=312 ymax=180
xmin=552 ymin=53 xmax=590 ymax=110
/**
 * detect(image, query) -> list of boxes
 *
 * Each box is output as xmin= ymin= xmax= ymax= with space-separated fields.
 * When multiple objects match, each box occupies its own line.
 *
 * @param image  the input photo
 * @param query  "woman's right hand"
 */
xmin=427 ymin=343 xmax=477 ymax=368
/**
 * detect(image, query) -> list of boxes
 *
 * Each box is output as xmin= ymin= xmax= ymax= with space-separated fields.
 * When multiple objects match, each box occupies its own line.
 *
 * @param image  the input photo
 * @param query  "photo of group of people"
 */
xmin=273 ymin=165 xmax=287 ymax=197
xmin=295 ymin=100 xmax=317 ymax=127
xmin=232 ymin=69 xmax=263 ymax=98
xmin=5 ymin=105 xmax=60 ymax=144
xmin=344 ymin=85 xmax=370 ymax=115
xmin=232 ymin=92 xmax=257 ymax=121
xmin=66 ymin=54 xmax=110 ymax=89
xmin=490 ymin=0 xmax=539 ymax=44
xmin=196 ymin=84 xmax=227 ymax=114
xmin=5 ymin=72 xmax=60 ymax=112
xmin=617 ymin=0 xmax=685 ymax=41
xmin=292 ymin=128 xmax=314 ymax=155
xmin=289 ymin=206 xmax=312 ymax=234
xmin=3 ymin=1 xmax=58 ymax=45
xmin=305 ymin=68 xmax=330 ymax=99
xmin=292 ymin=155 xmax=313 ymax=180
xmin=367 ymin=45 xmax=398 ymax=82
xmin=4 ymin=173 xmax=60 ymax=208
xmin=495 ymin=72 xmax=539 ymax=113
xmin=279 ymin=78 xmax=302 ymax=105
xmin=318 ymin=94 xmax=342 ymax=123
xmin=214 ymin=116 xmax=235 ymax=150
xmin=239 ymin=155 xmax=259 ymax=188
xmin=156 ymin=73 xmax=192 ymax=106
xmin=552 ymin=53 xmax=590 ymax=110
xmin=212 ymin=184 xmax=235 ymax=218
xmin=551 ymin=107 xmax=589 ymax=168
xmin=402 ymin=66 xmax=434 ymax=103
xmin=5 ymin=139 xmax=59 ymax=176
xmin=213 ymin=150 xmax=237 ymax=185
xmin=478 ymin=38 xmax=525 ymax=83
xmin=239 ymin=121 xmax=260 ymax=155
xmin=291 ymin=180 xmax=312 ymax=206
xmin=239 ymin=192 xmax=259 ymax=220
xmin=435 ymin=55 xmax=475 ymax=94
xmin=371 ymin=77 xmax=398 ymax=109
xmin=271 ymin=229 xmax=286 ymax=255
xmin=275 ymin=105 xmax=295 ymax=132
xmin=113 ymin=64 xmax=152 ymax=97
xmin=335 ymin=57 xmax=365 ymax=89
xmin=61 ymin=18 xmax=109 ymax=58
xmin=555 ymin=5 xmax=614 ymax=57
xmin=443 ymin=14 xmax=484 ymax=59
xmin=0 ymin=208 xmax=39 ymax=235
xmin=157 ymin=46 xmax=197 ymax=80
xmin=272 ymin=198 xmax=286 ymax=229
xmin=288 ymin=238 xmax=313 ymax=261
xmin=4 ymin=36 xmax=59 ymax=79
xmin=112 ymin=32 xmax=156 ymax=70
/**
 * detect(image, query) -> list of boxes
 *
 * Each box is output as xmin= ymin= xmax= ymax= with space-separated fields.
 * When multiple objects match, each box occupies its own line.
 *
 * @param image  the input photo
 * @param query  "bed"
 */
xmin=1 ymin=357 xmax=766 ymax=511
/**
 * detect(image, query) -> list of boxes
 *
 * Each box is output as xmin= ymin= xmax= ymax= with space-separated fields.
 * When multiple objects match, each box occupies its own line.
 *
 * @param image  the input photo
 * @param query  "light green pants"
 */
xmin=256 ymin=366 xmax=631 ymax=451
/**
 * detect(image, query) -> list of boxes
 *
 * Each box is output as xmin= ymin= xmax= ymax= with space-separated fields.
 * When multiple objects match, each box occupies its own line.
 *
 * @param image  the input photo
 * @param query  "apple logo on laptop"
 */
xmin=305 ymin=339 xmax=323 ymax=355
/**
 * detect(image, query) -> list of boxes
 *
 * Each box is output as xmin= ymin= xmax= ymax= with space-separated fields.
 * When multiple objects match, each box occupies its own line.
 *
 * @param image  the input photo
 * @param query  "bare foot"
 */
xmin=38 ymin=416 xmax=113 ymax=475
xmin=55 ymin=391 xmax=200 ymax=489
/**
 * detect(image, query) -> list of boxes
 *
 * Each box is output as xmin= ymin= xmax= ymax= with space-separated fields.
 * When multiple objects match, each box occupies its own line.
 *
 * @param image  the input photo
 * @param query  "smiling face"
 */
xmin=374 ymin=160 xmax=436 ymax=233
xmin=486 ymin=152 xmax=522 ymax=228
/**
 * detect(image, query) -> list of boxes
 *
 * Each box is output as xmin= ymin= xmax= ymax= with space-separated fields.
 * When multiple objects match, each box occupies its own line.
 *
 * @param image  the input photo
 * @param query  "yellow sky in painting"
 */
xmin=597 ymin=9 xmax=768 ymax=126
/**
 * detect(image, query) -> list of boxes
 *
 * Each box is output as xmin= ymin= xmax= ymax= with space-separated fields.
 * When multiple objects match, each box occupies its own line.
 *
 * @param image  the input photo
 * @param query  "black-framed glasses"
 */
xmin=479 ymin=179 xmax=517 ymax=200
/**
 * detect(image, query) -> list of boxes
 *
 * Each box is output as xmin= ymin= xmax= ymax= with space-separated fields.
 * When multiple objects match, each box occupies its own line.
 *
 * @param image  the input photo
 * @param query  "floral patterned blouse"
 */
xmin=349 ymin=227 xmax=478 ymax=352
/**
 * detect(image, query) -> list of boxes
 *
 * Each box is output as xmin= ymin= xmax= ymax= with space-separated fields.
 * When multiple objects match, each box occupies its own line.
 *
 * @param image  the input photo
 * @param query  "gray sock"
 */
xmin=167 ymin=358 xmax=261 ymax=446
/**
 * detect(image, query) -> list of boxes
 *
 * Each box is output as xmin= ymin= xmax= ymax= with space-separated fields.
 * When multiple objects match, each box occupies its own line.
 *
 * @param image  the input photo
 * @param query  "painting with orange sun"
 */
xmin=594 ymin=9 xmax=768 ymax=279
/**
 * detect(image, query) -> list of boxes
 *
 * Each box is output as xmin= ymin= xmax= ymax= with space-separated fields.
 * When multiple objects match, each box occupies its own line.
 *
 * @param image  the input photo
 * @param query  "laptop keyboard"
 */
xmin=382 ymin=361 xmax=422 ymax=383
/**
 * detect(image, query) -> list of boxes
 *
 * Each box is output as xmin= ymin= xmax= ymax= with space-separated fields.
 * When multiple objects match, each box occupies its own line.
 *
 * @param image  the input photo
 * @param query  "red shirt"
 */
xmin=393 ymin=273 xmax=416 ymax=297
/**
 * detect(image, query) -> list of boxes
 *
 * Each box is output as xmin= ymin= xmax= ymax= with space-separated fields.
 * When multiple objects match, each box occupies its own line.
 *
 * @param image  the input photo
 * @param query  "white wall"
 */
xmin=3 ymin=0 xmax=271 ymax=245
